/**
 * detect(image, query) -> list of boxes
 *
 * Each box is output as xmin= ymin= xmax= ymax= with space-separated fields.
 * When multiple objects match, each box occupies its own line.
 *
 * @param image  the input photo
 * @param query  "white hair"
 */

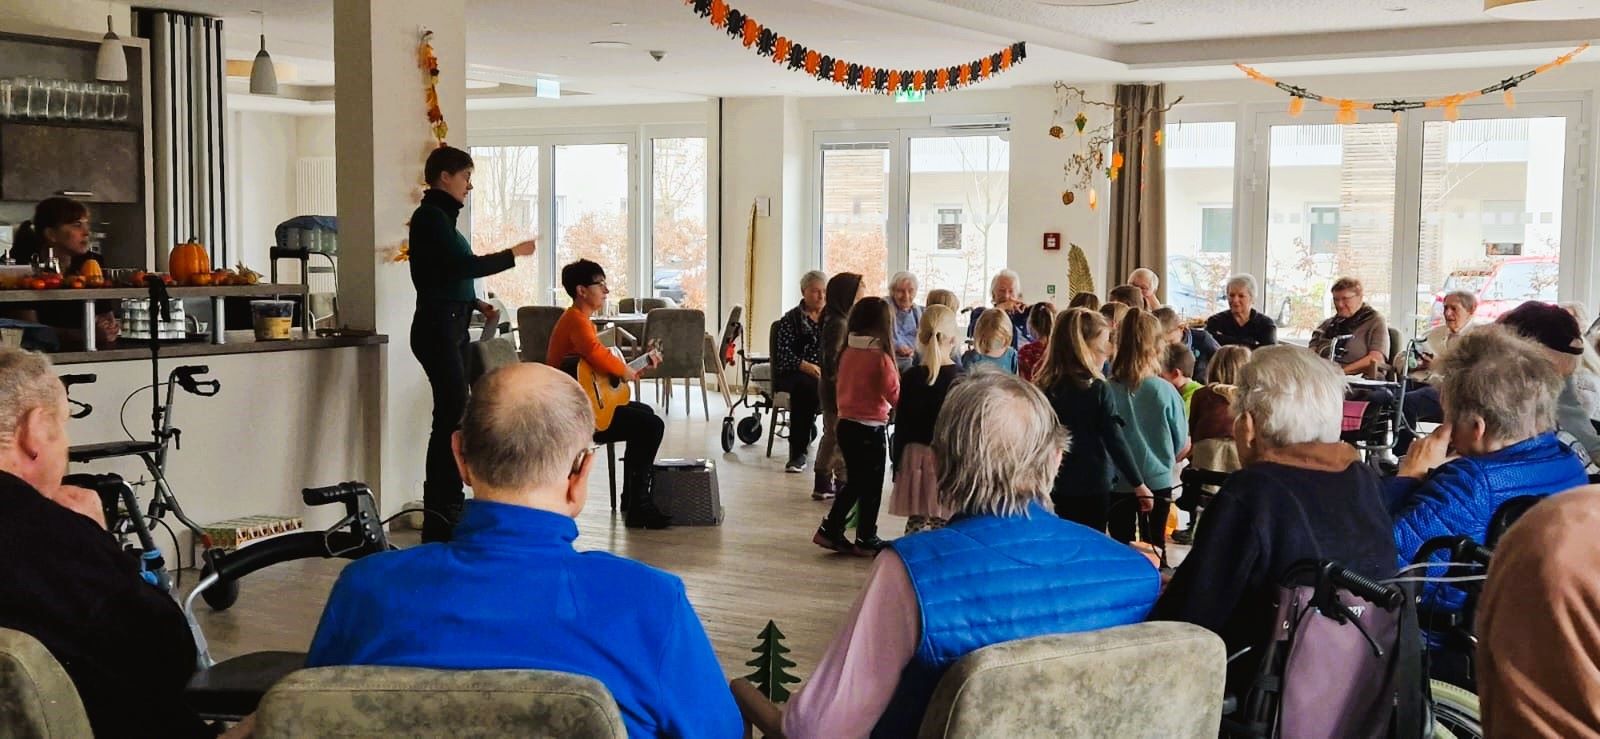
xmin=990 ymin=269 xmax=1020 ymax=298
xmin=889 ymin=271 xmax=918 ymax=292
xmin=0 ymin=348 xmax=62 ymax=448
xmin=1233 ymin=345 xmax=1346 ymax=447
xmin=933 ymin=372 xmax=1067 ymax=517
xmin=1225 ymin=274 xmax=1257 ymax=299
xmin=800 ymin=270 xmax=827 ymax=291
xmin=1130 ymin=267 xmax=1160 ymax=291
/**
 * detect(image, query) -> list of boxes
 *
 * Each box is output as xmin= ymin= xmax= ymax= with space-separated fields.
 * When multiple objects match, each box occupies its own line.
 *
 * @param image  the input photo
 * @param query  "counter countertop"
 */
xmin=0 ymin=284 xmax=306 ymax=303
xmin=49 ymin=330 xmax=387 ymax=365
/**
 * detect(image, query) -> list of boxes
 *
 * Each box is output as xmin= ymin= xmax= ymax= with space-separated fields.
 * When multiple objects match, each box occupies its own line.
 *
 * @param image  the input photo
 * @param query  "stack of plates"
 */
xmin=120 ymin=298 xmax=187 ymax=340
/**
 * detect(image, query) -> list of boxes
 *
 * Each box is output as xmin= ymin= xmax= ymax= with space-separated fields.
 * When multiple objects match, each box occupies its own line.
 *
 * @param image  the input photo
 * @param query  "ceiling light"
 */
xmin=1036 ymin=0 xmax=1141 ymax=7
xmin=590 ymin=41 xmax=630 ymax=49
xmin=535 ymin=79 xmax=561 ymax=99
xmin=95 ymin=13 xmax=128 ymax=82
xmin=1485 ymin=0 xmax=1600 ymax=18
xmin=1133 ymin=20 xmax=1156 ymax=25
xmin=610 ymin=22 xmax=627 ymax=28
xmin=249 ymin=10 xmax=278 ymax=95
xmin=1385 ymin=5 xmax=1408 ymax=10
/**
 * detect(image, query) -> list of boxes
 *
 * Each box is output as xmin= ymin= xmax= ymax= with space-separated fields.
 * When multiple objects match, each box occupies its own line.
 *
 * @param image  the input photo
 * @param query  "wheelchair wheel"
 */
xmin=720 ymin=417 xmax=735 ymax=453
xmin=199 ymin=561 xmax=241 ymax=611
xmin=1429 ymin=679 xmax=1481 ymax=739
xmin=736 ymin=415 xmax=763 ymax=445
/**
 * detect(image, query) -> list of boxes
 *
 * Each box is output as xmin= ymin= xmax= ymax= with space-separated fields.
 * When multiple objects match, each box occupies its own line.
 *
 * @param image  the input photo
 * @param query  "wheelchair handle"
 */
xmin=60 ymin=373 xmax=98 ymax=388
xmin=173 ymin=365 xmax=220 ymax=397
xmin=302 ymin=482 xmax=370 ymax=507
xmin=1326 ymin=563 xmax=1403 ymax=609
xmin=1411 ymin=535 xmax=1492 ymax=568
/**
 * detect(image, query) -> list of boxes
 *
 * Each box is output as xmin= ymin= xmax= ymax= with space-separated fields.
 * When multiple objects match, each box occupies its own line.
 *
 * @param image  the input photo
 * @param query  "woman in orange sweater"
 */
xmin=815 ymin=297 xmax=900 ymax=555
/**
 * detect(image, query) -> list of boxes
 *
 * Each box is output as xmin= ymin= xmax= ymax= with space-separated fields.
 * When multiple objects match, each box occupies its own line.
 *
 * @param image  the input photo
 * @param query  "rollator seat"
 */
xmin=68 ymin=440 xmax=163 ymax=464
xmin=185 ymin=651 xmax=307 ymax=720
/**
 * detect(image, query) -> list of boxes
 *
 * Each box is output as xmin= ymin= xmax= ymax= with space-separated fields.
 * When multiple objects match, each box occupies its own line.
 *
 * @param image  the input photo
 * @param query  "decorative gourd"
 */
xmin=169 ymin=239 xmax=211 ymax=284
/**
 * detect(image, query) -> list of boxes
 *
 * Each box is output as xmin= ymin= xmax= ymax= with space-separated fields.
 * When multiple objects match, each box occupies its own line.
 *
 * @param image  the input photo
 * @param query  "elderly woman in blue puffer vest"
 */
xmin=1388 ymin=325 xmax=1588 ymax=612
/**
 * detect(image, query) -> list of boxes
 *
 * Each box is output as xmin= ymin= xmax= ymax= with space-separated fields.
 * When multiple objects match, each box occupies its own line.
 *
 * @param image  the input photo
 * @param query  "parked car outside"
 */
xmin=1426 ymin=256 xmax=1556 ymax=327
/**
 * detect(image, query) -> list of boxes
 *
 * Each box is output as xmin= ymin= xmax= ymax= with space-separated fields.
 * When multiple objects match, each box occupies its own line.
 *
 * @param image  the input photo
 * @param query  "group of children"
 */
xmin=809 ymin=277 xmax=1254 ymax=557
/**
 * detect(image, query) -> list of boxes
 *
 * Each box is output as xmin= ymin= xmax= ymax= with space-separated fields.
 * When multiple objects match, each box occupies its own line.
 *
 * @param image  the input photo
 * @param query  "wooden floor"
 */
xmin=189 ymin=385 xmax=889 ymax=681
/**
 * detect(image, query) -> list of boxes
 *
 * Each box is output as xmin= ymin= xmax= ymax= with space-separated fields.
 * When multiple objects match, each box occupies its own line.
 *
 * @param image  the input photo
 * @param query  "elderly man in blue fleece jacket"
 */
xmin=306 ymin=363 xmax=739 ymax=738
xmin=1387 ymin=326 xmax=1586 ymax=612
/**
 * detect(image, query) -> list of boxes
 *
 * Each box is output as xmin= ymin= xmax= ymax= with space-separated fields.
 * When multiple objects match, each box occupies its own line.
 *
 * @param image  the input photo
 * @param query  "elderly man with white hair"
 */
xmin=968 ymin=268 xmax=1033 ymax=348
xmin=1128 ymin=267 xmax=1163 ymax=311
xmin=0 ymin=348 xmax=211 ymax=737
xmin=1152 ymin=345 xmax=1396 ymax=692
xmin=1204 ymin=273 xmax=1277 ymax=349
xmin=887 ymin=271 xmax=923 ymax=372
xmin=736 ymin=372 xmax=1159 ymax=738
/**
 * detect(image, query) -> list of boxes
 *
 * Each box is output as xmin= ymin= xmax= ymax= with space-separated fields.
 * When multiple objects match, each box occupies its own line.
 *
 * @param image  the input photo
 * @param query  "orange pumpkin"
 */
xmin=169 ymin=239 xmax=211 ymax=284
xmin=77 ymin=258 xmax=103 ymax=282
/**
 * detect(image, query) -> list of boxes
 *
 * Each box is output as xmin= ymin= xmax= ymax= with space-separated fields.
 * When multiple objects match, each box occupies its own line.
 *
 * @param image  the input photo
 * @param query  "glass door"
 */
xmin=468 ymin=145 xmax=540 ymax=310
xmin=648 ymin=137 xmax=708 ymax=310
xmin=819 ymin=141 xmax=892 ymax=295
xmin=906 ymin=135 xmax=1009 ymax=310
xmin=552 ymin=143 xmax=633 ymax=301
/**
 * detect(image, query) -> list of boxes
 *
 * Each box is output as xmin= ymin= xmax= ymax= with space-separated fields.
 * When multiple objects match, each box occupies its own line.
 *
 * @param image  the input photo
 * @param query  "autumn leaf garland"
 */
xmin=684 ymin=0 xmax=1025 ymax=95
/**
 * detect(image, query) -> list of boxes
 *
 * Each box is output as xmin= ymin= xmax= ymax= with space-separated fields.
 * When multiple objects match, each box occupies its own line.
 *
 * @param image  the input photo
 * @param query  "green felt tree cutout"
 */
xmin=744 ymin=620 xmax=802 ymax=703
xmin=1068 ymin=243 xmax=1096 ymax=298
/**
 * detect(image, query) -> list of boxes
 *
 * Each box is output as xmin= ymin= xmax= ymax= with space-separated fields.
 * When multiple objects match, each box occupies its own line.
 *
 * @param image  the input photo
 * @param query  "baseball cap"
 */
xmin=1497 ymin=302 xmax=1584 ymax=355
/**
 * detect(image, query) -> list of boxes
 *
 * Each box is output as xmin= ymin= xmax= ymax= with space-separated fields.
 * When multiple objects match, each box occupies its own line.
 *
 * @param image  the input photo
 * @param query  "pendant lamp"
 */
xmin=95 ymin=14 xmax=128 ymax=82
xmin=249 ymin=10 xmax=278 ymax=95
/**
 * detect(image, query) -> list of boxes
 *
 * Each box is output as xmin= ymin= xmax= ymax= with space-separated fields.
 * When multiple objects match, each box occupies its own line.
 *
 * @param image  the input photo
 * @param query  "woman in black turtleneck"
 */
xmin=409 ymin=145 xmax=537 ymax=543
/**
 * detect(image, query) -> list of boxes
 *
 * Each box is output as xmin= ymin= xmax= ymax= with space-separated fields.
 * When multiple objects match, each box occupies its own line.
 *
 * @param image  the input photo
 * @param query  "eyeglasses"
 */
xmin=570 ymin=445 xmax=600 ymax=477
xmin=586 ymin=280 xmax=610 ymax=293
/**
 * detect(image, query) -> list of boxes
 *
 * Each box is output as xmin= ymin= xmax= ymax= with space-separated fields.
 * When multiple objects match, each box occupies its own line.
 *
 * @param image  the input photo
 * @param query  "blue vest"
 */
xmin=872 ymin=502 xmax=1159 ymax=737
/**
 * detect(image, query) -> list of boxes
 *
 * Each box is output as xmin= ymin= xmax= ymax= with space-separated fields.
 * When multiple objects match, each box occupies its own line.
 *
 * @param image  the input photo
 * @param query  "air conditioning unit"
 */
xmin=929 ymin=113 xmax=1012 ymax=130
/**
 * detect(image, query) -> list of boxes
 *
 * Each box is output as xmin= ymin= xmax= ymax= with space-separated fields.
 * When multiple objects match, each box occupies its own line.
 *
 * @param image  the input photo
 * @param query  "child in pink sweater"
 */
xmin=815 ymin=296 xmax=901 ymax=555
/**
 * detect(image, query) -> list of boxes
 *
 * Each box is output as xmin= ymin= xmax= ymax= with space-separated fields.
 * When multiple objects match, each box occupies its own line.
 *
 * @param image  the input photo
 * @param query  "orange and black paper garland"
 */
xmin=684 ymin=0 xmax=1025 ymax=94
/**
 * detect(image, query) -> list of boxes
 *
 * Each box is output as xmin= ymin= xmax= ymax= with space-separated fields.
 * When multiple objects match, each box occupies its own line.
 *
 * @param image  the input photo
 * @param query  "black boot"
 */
xmin=625 ymin=471 xmax=672 ymax=530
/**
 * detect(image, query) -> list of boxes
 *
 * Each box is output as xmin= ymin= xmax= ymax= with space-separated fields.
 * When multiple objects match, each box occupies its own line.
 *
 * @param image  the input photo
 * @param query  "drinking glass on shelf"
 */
xmin=94 ymin=84 xmax=114 ymax=121
xmin=63 ymin=82 xmax=83 ymax=120
xmin=19 ymin=77 xmax=41 ymax=119
xmin=0 ymin=79 xmax=11 ymax=119
xmin=46 ymin=79 xmax=66 ymax=120
xmin=114 ymin=85 xmax=130 ymax=122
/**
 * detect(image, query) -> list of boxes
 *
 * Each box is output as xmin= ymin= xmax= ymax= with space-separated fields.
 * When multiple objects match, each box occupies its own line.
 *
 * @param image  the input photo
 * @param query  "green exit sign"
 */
xmin=894 ymin=90 xmax=926 ymax=104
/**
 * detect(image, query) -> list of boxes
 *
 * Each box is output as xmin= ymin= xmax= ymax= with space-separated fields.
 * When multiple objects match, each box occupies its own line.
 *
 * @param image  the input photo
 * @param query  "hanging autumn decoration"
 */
xmin=684 ymin=0 xmax=1025 ymax=94
xmin=393 ymin=29 xmax=454 ymax=263
xmin=1236 ymin=43 xmax=1588 ymax=124
xmin=1050 ymin=84 xmax=1177 ymax=208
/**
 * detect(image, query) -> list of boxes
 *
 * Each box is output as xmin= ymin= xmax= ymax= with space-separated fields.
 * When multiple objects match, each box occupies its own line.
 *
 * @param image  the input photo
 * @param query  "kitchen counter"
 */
xmin=50 ymin=330 xmax=386 ymax=365
xmin=0 ymin=283 xmax=309 ymax=350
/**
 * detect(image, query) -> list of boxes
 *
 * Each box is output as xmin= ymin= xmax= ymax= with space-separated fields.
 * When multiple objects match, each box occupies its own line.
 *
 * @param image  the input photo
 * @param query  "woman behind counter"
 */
xmin=4 ymin=197 xmax=119 ymax=349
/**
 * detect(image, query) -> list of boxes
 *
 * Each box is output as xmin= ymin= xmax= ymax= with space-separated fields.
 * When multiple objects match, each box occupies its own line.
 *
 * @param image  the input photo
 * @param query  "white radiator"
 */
xmin=295 ymin=157 xmax=337 ymax=214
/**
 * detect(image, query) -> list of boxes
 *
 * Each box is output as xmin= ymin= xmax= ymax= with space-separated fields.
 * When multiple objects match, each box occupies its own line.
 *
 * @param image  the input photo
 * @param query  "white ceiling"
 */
xmin=140 ymin=0 xmax=1600 ymax=106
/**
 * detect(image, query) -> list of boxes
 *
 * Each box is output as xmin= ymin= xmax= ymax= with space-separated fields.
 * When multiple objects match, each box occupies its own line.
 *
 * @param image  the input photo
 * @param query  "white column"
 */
xmin=333 ymin=0 xmax=466 ymax=514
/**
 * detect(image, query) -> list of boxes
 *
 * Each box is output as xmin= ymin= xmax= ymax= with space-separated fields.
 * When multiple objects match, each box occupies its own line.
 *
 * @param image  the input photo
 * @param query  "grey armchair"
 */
xmin=255 ymin=665 xmax=627 ymax=738
xmin=0 ymin=627 xmax=92 ymax=739
xmin=642 ymin=308 xmax=710 ymax=419
xmin=517 ymin=306 xmax=567 ymax=364
xmin=619 ymin=297 xmax=673 ymax=314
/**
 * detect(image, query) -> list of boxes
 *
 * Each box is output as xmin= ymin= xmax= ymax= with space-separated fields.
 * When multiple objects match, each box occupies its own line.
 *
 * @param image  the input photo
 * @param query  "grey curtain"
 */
xmin=1107 ymin=84 xmax=1166 ymax=299
xmin=134 ymin=9 xmax=229 ymax=266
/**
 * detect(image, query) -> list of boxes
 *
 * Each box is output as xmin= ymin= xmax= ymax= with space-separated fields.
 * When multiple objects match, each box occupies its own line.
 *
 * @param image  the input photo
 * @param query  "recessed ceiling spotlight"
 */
xmin=1385 ymin=5 xmax=1408 ymax=10
xmin=610 ymin=22 xmax=627 ymax=28
xmin=1133 ymin=20 xmax=1156 ymax=24
xmin=589 ymin=41 xmax=630 ymax=49
xmin=1036 ymin=0 xmax=1140 ymax=6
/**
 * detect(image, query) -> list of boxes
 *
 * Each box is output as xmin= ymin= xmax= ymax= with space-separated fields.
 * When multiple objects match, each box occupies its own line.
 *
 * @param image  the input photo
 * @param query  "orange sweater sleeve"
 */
xmin=547 ymin=309 xmax=629 ymax=377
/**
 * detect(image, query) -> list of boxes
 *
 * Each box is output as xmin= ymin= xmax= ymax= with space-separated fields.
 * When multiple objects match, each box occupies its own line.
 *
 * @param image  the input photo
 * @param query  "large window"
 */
xmin=907 ymin=135 xmax=1010 ymax=311
xmin=1415 ymin=118 xmax=1565 ymax=328
xmin=553 ymin=143 xmax=631 ymax=301
xmin=819 ymin=142 xmax=891 ymax=295
xmin=1164 ymin=120 xmax=1234 ymax=319
xmin=815 ymin=129 xmax=1011 ymax=312
xmin=650 ymin=137 xmax=708 ymax=309
xmin=1264 ymin=123 xmax=1399 ymax=341
xmin=468 ymin=145 xmax=539 ymax=309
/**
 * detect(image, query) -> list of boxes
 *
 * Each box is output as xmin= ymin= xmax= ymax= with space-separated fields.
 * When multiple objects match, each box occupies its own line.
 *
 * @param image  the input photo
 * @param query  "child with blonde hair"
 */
xmin=961 ymin=308 xmax=1019 ymax=374
xmin=889 ymin=305 xmax=963 ymax=533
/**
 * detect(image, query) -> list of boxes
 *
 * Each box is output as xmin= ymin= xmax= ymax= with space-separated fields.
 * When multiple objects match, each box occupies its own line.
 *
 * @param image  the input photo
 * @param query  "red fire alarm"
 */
xmin=1043 ymin=232 xmax=1061 ymax=251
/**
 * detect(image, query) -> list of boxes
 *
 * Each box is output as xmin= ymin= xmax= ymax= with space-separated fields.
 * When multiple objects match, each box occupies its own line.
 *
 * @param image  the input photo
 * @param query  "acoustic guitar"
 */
xmin=564 ymin=340 xmax=662 ymax=431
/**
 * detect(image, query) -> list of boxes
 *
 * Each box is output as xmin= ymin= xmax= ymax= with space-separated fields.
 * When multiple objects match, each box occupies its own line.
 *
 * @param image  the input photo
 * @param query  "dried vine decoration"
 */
xmin=1237 ymin=42 xmax=1589 ymax=123
xmin=1049 ymin=83 xmax=1180 ymax=208
xmin=394 ymin=29 xmax=453 ymax=263
xmin=684 ymin=0 xmax=1026 ymax=94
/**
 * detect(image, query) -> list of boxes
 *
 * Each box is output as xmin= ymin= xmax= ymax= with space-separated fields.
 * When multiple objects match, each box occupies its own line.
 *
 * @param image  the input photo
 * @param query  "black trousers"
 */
xmin=1107 ymin=487 xmax=1174 ymax=549
xmin=1053 ymin=493 xmax=1109 ymax=533
xmin=777 ymin=371 xmax=820 ymax=463
xmin=825 ymin=420 xmax=887 ymax=540
xmin=411 ymin=302 xmax=474 ymax=543
xmin=595 ymin=401 xmax=664 ymax=500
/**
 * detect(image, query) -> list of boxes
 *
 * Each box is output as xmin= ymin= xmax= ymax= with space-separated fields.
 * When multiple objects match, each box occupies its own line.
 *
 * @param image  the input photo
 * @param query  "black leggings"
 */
xmin=1107 ymin=488 xmax=1174 ymax=549
xmin=411 ymin=303 xmax=473 ymax=543
xmin=777 ymin=372 xmax=820 ymax=462
xmin=825 ymin=420 xmax=887 ymax=540
xmin=595 ymin=401 xmax=665 ymax=496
